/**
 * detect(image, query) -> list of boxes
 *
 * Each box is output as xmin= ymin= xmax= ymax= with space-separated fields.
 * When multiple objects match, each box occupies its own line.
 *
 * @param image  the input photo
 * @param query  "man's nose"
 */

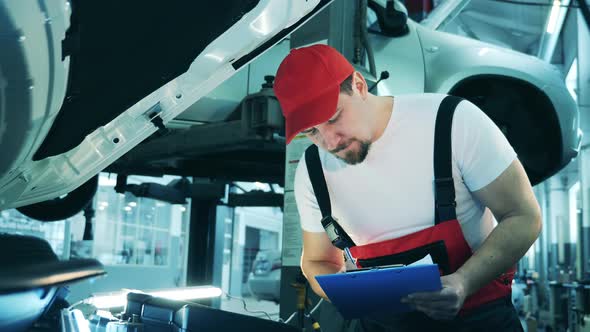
xmin=319 ymin=126 xmax=342 ymax=151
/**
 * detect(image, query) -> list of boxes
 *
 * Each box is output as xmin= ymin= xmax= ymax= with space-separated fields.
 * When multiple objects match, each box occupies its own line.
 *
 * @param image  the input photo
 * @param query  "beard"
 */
xmin=331 ymin=140 xmax=371 ymax=165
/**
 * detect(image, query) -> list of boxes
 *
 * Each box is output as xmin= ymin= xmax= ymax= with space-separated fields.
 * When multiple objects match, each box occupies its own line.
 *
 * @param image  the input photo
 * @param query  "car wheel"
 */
xmin=450 ymin=76 xmax=561 ymax=185
xmin=16 ymin=175 xmax=99 ymax=222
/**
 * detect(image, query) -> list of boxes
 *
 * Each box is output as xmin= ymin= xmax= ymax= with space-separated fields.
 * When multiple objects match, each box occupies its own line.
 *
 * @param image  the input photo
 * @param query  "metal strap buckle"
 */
xmin=324 ymin=221 xmax=340 ymax=242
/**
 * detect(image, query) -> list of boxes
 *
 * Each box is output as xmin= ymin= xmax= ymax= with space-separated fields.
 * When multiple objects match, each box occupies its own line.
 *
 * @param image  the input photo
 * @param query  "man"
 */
xmin=273 ymin=44 xmax=541 ymax=331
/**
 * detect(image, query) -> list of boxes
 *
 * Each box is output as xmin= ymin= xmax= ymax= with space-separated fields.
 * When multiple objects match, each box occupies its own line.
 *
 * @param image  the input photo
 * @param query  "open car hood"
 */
xmin=0 ymin=0 xmax=332 ymax=210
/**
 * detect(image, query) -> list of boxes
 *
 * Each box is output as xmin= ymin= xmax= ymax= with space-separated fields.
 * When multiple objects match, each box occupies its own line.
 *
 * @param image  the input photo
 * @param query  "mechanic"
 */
xmin=273 ymin=44 xmax=541 ymax=331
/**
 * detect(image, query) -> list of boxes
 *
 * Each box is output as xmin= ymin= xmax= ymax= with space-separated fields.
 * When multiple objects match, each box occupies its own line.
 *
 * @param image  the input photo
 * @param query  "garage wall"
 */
xmin=66 ymin=236 xmax=184 ymax=303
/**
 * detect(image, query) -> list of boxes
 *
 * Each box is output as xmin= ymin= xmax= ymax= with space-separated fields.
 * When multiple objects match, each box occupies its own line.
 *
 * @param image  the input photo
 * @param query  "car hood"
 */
xmin=0 ymin=0 xmax=331 ymax=210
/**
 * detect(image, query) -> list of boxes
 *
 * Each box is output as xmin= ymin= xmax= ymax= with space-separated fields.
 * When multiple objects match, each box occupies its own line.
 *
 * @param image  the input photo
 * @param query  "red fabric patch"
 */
xmin=348 ymin=219 xmax=514 ymax=311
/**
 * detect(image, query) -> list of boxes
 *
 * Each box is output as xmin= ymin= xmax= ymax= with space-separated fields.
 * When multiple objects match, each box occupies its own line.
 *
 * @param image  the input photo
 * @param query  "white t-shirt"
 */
xmin=294 ymin=93 xmax=517 ymax=251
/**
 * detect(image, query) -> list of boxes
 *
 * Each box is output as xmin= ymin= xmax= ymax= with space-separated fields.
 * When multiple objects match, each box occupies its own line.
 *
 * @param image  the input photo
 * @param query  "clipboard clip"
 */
xmin=343 ymin=247 xmax=358 ymax=271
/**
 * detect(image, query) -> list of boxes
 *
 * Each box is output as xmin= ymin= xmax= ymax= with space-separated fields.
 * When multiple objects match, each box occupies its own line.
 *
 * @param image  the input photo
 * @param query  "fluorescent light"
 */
xmin=124 ymin=206 xmax=132 ymax=212
xmin=254 ymin=182 xmax=266 ymax=190
xmin=150 ymin=286 xmax=223 ymax=301
xmin=546 ymin=0 xmax=561 ymax=34
xmin=128 ymin=202 xmax=137 ymax=207
xmin=569 ymin=181 xmax=580 ymax=243
xmin=180 ymin=206 xmax=186 ymax=212
xmin=88 ymin=291 xmax=135 ymax=309
xmin=98 ymin=175 xmax=117 ymax=187
xmin=88 ymin=286 xmax=222 ymax=309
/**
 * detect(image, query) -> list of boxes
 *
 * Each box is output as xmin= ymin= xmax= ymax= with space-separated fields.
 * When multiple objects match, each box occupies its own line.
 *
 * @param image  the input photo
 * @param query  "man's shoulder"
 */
xmin=393 ymin=93 xmax=449 ymax=114
xmin=294 ymin=148 xmax=312 ymax=185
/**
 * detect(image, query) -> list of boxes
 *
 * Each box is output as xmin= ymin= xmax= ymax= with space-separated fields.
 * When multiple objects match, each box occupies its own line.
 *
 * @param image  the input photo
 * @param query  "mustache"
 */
xmin=330 ymin=142 xmax=352 ymax=154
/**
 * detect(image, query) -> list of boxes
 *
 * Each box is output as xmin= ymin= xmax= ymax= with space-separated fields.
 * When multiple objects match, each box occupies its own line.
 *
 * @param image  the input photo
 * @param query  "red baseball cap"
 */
xmin=274 ymin=44 xmax=354 ymax=144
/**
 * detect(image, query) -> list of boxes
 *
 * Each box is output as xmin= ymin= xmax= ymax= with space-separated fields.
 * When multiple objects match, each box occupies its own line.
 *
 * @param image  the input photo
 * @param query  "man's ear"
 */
xmin=353 ymin=71 xmax=368 ymax=99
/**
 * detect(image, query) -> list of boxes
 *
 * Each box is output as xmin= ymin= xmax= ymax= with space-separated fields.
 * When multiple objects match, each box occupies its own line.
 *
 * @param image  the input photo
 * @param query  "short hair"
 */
xmin=340 ymin=74 xmax=354 ymax=95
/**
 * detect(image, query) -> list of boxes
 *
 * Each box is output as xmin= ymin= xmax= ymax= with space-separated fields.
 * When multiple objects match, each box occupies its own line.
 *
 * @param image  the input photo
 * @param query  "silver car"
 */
xmin=248 ymin=250 xmax=282 ymax=303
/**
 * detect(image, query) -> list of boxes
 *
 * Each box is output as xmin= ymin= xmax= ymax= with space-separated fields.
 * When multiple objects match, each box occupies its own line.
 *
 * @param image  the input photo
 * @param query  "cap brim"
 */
xmin=0 ymin=259 xmax=106 ymax=293
xmin=284 ymin=84 xmax=340 ymax=144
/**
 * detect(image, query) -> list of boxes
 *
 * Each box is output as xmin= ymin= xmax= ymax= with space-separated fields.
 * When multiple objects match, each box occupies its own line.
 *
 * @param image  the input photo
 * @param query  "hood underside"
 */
xmin=34 ymin=0 xmax=261 ymax=160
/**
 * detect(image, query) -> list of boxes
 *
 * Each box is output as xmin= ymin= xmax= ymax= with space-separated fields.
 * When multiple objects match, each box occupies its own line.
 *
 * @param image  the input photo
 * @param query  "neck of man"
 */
xmin=367 ymin=94 xmax=394 ymax=143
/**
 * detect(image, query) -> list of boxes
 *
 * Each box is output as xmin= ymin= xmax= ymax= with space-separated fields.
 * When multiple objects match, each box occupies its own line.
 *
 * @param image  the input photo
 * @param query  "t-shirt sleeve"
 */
xmin=452 ymin=99 xmax=518 ymax=192
xmin=294 ymin=155 xmax=326 ymax=233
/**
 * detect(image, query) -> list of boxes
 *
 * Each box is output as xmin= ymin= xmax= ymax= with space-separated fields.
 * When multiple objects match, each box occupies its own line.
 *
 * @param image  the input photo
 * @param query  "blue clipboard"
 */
xmin=315 ymin=264 xmax=442 ymax=319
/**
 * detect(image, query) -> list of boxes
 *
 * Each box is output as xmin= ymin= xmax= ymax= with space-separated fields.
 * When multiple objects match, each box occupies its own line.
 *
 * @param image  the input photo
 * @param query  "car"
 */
xmin=247 ymin=250 xmax=282 ymax=303
xmin=366 ymin=0 xmax=581 ymax=186
xmin=0 ymin=0 xmax=581 ymax=222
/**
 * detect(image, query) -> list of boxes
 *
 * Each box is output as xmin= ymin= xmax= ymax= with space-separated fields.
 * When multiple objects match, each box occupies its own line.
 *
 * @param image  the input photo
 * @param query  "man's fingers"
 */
xmin=411 ymin=300 xmax=461 ymax=313
xmin=405 ymin=291 xmax=440 ymax=300
xmin=413 ymin=301 xmax=459 ymax=312
xmin=404 ymin=297 xmax=454 ymax=304
xmin=414 ymin=305 xmax=457 ymax=321
xmin=406 ymin=293 xmax=462 ymax=319
xmin=406 ymin=288 xmax=459 ymax=302
xmin=403 ymin=276 xmax=466 ymax=321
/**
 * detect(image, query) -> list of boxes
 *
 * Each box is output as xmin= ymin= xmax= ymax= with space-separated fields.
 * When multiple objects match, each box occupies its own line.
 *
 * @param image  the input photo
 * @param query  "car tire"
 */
xmin=16 ymin=175 xmax=99 ymax=222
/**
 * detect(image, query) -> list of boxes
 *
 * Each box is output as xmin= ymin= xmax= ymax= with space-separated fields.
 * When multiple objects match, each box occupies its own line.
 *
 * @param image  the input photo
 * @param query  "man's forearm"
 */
xmin=301 ymin=260 xmax=344 ymax=300
xmin=456 ymin=214 xmax=541 ymax=296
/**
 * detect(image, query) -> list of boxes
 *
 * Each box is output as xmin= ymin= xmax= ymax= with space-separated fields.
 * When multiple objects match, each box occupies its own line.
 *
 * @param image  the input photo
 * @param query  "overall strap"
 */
xmin=305 ymin=145 xmax=356 ymax=249
xmin=433 ymin=96 xmax=463 ymax=224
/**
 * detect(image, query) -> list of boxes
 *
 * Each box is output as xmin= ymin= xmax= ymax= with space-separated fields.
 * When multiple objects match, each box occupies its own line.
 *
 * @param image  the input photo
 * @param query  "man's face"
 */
xmin=301 ymin=86 xmax=373 ymax=165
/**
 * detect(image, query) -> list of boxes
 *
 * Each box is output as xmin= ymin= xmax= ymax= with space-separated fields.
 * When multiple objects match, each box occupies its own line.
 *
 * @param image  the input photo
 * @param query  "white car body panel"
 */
xmin=0 ymin=0 xmax=322 ymax=209
xmin=1 ymin=1 xmax=70 ymax=193
xmin=415 ymin=23 xmax=580 ymax=161
xmin=371 ymin=19 xmax=580 ymax=164
xmin=371 ymin=20 xmax=426 ymax=95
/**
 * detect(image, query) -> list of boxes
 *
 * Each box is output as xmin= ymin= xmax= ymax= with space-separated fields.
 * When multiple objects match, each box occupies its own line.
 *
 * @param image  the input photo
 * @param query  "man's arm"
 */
xmin=456 ymin=158 xmax=541 ymax=295
xmin=293 ymin=156 xmax=344 ymax=300
xmin=301 ymin=230 xmax=346 ymax=300
xmin=404 ymin=159 xmax=541 ymax=319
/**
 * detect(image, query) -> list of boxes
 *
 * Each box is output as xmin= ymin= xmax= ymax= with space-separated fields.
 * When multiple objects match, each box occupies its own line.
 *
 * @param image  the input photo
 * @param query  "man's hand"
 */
xmin=401 ymin=273 xmax=468 ymax=320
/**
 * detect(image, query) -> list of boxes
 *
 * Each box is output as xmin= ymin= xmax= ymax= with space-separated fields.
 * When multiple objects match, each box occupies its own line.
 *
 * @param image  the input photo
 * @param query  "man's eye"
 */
xmin=327 ymin=111 xmax=341 ymax=124
xmin=303 ymin=128 xmax=318 ymax=135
